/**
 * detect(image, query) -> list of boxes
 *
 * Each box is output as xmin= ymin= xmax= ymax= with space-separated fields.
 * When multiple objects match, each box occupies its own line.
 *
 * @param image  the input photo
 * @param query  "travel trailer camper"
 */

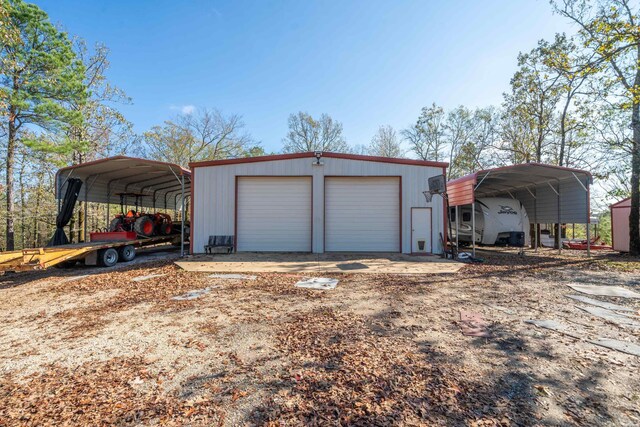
xmin=450 ymin=197 xmax=530 ymax=246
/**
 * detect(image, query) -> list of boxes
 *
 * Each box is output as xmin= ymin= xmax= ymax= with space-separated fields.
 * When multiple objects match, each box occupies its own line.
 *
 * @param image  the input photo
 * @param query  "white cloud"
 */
xmin=169 ymin=104 xmax=196 ymax=115
xmin=181 ymin=105 xmax=196 ymax=115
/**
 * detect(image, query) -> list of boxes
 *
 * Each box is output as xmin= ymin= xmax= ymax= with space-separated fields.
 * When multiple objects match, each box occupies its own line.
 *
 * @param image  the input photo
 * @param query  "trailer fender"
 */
xmin=84 ymin=250 xmax=98 ymax=266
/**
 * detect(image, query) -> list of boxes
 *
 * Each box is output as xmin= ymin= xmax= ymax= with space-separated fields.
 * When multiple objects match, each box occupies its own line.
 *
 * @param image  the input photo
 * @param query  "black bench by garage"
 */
xmin=204 ymin=235 xmax=234 ymax=254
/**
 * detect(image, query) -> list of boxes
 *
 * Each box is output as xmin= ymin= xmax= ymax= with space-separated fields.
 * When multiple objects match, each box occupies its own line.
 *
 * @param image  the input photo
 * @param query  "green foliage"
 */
xmin=1 ymin=0 xmax=88 ymax=250
xmin=553 ymin=0 xmax=640 ymax=254
xmin=2 ymin=0 xmax=87 ymax=133
xmin=68 ymin=39 xmax=136 ymax=162
xmin=596 ymin=211 xmax=613 ymax=245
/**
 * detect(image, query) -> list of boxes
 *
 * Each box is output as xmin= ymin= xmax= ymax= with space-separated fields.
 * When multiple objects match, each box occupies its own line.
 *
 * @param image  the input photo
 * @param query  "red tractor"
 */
xmin=109 ymin=193 xmax=173 ymax=238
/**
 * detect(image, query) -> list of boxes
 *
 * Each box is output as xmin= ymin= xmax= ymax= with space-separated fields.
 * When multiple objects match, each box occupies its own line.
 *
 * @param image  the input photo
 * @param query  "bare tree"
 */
xmin=282 ymin=112 xmax=348 ymax=153
xmin=405 ymin=104 xmax=498 ymax=178
xmin=144 ymin=108 xmax=257 ymax=166
xmin=368 ymin=125 xmax=403 ymax=157
xmin=448 ymin=106 xmax=499 ymax=178
xmin=403 ymin=103 xmax=446 ymax=162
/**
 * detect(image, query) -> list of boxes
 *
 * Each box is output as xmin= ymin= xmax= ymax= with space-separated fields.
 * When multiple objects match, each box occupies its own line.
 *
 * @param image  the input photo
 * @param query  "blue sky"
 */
xmin=36 ymin=0 xmax=574 ymax=154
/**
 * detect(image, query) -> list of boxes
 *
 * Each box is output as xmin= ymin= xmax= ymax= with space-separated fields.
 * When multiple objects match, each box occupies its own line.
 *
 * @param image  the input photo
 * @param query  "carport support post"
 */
xmin=471 ymin=202 xmax=476 ymax=257
xmin=557 ymin=180 xmax=561 ymax=254
xmin=180 ymin=174 xmax=185 ymax=257
xmin=534 ymin=189 xmax=538 ymax=252
xmin=586 ymin=180 xmax=591 ymax=257
xmin=106 ymin=183 xmax=111 ymax=229
xmin=83 ymin=197 xmax=88 ymax=242
xmin=455 ymin=205 xmax=459 ymax=251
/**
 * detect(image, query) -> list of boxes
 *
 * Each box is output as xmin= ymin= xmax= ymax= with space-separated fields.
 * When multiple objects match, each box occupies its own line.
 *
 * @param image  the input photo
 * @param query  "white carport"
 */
xmin=447 ymin=163 xmax=592 ymax=256
xmin=55 ymin=156 xmax=191 ymax=255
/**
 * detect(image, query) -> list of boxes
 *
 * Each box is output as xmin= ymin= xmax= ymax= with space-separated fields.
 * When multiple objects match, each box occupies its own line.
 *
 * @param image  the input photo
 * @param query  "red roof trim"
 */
xmin=189 ymin=152 xmax=448 ymax=169
xmin=447 ymin=174 xmax=478 ymax=187
xmin=610 ymin=197 xmax=631 ymax=208
xmin=447 ymin=162 xmax=592 ymax=186
xmin=57 ymin=155 xmax=191 ymax=176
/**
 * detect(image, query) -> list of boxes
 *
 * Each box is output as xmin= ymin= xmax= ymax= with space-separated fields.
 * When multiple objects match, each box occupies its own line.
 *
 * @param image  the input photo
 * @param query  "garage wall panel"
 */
xmin=191 ymin=157 xmax=446 ymax=254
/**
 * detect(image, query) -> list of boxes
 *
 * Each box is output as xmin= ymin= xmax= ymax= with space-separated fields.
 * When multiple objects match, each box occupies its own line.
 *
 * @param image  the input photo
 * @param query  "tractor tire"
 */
xmin=109 ymin=217 xmax=123 ymax=232
xmin=134 ymin=216 xmax=154 ymax=237
xmin=118 ymin=245 xmax=136 ymax=262
xmin=159 ymin=222 xmax=173 ymax=235
xmin=98 ymin=248 xmax=119 ymax=267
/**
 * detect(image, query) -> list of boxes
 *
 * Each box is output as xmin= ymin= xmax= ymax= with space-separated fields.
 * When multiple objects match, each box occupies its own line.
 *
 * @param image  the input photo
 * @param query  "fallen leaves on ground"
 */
xmin=0 ymin=357 xmax=222 ymax=427
xmin=1 ymin=249 xmax=638 ymax=426
xmin=251 ymin=308 xmax=527 ymax=426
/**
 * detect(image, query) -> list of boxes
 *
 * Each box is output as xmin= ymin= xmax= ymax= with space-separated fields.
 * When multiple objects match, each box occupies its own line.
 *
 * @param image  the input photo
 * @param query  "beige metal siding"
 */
xmin=325 ymin=177 xmax=399 ymax=252
xmin=612 ymin=198 xmax=631 ymax=252
xmin=192 ymin=157 xmax=445 ymax=254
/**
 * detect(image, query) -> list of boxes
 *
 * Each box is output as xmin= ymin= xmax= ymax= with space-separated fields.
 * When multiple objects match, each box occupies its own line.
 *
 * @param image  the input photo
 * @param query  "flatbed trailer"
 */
xmin=0 ymin=235 xmax=181 ymax=272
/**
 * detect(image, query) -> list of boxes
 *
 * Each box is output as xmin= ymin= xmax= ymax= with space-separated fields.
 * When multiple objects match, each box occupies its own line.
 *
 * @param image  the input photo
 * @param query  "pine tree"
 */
xmin=1 ymin=0 xmax=87 ymax=250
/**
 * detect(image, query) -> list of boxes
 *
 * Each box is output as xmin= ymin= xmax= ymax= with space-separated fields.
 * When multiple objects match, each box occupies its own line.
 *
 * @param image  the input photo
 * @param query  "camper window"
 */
xmin=462 ymin=212 xmax=471 ymax=222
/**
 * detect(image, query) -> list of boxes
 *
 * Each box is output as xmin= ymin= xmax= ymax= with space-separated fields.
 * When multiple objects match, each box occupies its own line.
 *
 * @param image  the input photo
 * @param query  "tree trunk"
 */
xmin=554 ymin=99 xmax=571 ymax=250
xmin=5 ymin=111 xmax=16 ymax=251
xmin=19 ymin=156 xmax=25 ymax=249
xmin=33 ymin=185 xmax=41 ymax=247
xmin=559 ymin=96 xmax=570 ymax=167
xmin=629 ymin=100 xmax=640 ymax=256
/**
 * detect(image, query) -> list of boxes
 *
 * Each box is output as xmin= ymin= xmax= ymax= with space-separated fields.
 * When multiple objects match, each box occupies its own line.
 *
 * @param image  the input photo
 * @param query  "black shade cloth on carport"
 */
xmin=48 ymin=178 xmax=83 ymax=246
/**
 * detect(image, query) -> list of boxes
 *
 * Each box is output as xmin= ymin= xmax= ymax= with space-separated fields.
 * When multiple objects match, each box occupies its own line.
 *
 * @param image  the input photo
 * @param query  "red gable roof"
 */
xmin=189 ymin=151 xmax=448 ymax=169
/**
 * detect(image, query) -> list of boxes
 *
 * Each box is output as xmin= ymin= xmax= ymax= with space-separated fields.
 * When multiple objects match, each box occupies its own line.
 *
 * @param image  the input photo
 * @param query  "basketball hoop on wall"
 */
xmin=422 ymin=174 xmax=446 ymax=203
xmin=422 ymin=174 xmax=455 ymax=259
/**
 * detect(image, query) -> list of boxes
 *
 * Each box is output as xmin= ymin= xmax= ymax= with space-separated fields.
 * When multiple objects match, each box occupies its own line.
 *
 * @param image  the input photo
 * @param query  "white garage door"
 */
xmin=237 ymin=177 xmax=312 ymax=251
xmin=325 ymin=177 xmax=400 ymax=252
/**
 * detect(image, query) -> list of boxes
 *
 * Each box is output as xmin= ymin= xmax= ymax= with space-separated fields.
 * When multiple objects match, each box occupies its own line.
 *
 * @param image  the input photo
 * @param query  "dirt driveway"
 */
xmin=0 ymin=249 xmax=639 ymax=426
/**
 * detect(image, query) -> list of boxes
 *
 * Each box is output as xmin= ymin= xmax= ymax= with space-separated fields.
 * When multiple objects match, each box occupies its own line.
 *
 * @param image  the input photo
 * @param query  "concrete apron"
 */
xmin=175 ymin=252 xmax=463 ymax=274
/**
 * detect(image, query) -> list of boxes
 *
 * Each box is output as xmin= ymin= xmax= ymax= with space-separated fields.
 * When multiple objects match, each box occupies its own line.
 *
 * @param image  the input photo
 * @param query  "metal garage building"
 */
xmin=189 ymin=152 xmax=448 ymax=254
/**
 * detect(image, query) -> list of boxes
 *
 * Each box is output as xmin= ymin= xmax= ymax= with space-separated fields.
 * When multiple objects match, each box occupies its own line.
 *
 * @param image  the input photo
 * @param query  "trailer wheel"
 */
xmin=118 ymin=245 xmax=136 ymax=262
xmin=98 ymin=248 xmax=119 ymax=267
xmin=134 ymin=216 xmax=154 ymax=237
